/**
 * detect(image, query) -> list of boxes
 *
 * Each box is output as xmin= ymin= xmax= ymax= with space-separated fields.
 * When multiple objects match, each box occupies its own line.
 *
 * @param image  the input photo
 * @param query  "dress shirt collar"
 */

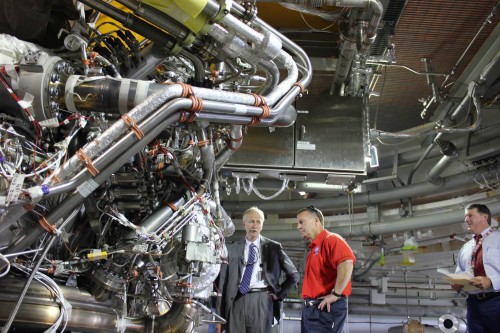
xmin=245 ymin=236 xmax=261 ymax=249
xmin=309 ymin=229 xmax=328 ymax=250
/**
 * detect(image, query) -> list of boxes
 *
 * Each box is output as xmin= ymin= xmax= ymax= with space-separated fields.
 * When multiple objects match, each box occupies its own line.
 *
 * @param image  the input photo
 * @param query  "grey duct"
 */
xmin=426 ymin=140 xmax=459 ymax=185
xmin=381 ymin=37 xmax=499 ymax=175
xmin=228 ymin=199 xmax=500 ymax=240
xmin=223 ymin=167 xmax=500 ymax=213
xmin=378 ymin=122 xmax=500 ymax=168
xmin=347 ymin=303 xmax=466 ymax=319
xmin=331 ymin=14 xmax=358 ymax=95
xmin=282 ymin=311 xmax=466 ymax=333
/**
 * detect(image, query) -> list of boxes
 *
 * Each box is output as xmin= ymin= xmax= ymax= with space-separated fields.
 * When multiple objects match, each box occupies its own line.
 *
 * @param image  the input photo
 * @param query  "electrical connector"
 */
xmin=87 ymin=250 xmax=108 ymax=261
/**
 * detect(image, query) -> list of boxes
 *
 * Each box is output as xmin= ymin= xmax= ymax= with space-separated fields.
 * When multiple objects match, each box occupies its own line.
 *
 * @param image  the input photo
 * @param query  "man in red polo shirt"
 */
xmin=296 ymin=206 xmax=356 ymax=333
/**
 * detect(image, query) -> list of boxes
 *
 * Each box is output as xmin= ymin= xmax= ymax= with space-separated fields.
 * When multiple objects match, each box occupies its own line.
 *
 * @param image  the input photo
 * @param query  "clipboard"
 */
xmin=437 ymin=268 xmax=479 ymax=292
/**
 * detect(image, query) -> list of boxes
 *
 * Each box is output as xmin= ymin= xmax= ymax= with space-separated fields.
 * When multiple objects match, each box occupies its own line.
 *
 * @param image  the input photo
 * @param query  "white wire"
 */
xmin=0 ymin=162 xmax=13 ymax=179
xmin=13 ymin=264 xmax=71 ymax=333
xmin=241 ymin=178 xmax=253 ymax=195
xmin=0 ymin=253 xmax=10 ymax=278
xmin=250 ymin=177 xmax=289 ymax=200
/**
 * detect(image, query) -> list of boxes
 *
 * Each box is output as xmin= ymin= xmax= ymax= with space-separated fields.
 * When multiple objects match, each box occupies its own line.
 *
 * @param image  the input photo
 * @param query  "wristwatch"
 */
xmin=331 ymin=289 xmax=342 ymax=297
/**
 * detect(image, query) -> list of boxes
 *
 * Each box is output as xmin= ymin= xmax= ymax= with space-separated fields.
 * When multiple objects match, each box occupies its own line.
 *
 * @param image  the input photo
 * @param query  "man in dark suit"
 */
xmin=216 ymin=206 xmax=299 ymax=333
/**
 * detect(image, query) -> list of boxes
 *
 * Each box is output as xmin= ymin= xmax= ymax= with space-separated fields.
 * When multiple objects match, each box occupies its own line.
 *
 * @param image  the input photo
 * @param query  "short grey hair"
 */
xmin=243 ymin=206 xmax=265 ymax=223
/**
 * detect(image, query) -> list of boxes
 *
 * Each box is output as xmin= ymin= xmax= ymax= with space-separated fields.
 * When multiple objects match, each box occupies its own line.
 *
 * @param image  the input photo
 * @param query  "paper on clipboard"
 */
xmin=437 ymin=268 xmax=479 ymax=291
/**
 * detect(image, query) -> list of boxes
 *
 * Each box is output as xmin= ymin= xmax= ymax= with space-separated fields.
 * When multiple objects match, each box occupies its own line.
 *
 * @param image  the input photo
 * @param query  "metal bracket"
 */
xmin=279 ymin=173 xmax=306 ymax=182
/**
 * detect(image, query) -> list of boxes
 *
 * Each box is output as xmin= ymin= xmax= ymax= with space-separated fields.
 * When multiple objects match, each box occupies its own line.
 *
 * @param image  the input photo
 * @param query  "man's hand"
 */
xmin=470 ymin=276 xmax=492 ymax=289
xmin=269 ymin=293 xmax=279 ymax=301
xmin=451 ymin=283 xmax=464 ymax=292
xmin=215 ymin=323 xmax=223 ymax=333
xmin=317 ymin=294 xmax=339 ymax=312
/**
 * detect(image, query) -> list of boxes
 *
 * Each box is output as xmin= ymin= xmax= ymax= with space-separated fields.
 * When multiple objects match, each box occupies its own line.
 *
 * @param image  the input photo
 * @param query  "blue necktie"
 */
xmin=239 ymin=244 xmax=257 ymax=294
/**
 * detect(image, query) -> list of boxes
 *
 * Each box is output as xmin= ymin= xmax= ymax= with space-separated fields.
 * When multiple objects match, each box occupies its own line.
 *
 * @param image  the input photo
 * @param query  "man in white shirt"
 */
xmin=452 ymin=203 xmax=500 ymax=333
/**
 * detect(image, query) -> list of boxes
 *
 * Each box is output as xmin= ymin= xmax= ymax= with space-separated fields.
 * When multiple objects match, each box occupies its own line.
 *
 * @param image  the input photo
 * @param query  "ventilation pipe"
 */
xmin=227 ymin=198 xmax=500 ymax=241
xmin=426 ymin=140 xmax=459 ymax=185
xmin=377 ymin=123 xmax=500 ymax=169
xmin=331 ymin=0 xmax=383 ymax=94
xmin=223 ymin=167 xmax=500 ymax=213
xmin=438 ymin=314 xmax=467 ymax=333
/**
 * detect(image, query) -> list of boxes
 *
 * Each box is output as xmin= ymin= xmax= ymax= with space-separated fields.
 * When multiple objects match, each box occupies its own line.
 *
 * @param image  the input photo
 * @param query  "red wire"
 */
xmin=0 ymin=74 xmax=43 ymax=177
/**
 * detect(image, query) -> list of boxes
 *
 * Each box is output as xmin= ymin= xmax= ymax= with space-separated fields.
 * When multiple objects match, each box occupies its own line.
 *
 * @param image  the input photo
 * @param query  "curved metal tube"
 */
xmin=426 ymin=140 xmax=459 ymax=185
xmin=0 ymin=277 xmax=197 ymax=333
xmin=147 ymin=302 xmax=198 ymax=333
xmin=325 ymin=0 xmax=383 ymax=94
xmin=2 ymin=107 xmax=183 ymax=256
xmin=180 ymin=49 xmax=205 ymax=85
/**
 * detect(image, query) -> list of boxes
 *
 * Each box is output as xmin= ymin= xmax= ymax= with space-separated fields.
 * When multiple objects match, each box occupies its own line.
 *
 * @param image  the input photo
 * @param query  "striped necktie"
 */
xmin=239 ymin=244 xmax=257 ymax=294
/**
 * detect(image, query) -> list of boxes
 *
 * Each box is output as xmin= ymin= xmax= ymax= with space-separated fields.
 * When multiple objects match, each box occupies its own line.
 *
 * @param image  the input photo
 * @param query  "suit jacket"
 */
xmin=217 ymin=236 xmax=299 ymax=321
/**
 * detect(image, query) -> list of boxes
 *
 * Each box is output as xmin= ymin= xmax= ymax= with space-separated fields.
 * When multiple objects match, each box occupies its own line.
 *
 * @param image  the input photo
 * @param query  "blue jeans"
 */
xmin=301 ymin=298 xmax=347 ymax=333
xmin=466 ymin=293 xmax=500 ymax=333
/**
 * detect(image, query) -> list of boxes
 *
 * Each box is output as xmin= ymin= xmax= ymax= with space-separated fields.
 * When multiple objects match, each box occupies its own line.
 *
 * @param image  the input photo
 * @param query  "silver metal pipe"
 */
xmin=54 ymin=81 xmax=183 ymax=182
xmin=264 ymin=50 xmax=299 ymax=106
xmin=1 ymin=237 xmax=58 ymax=333
xmin=426 ymin=140 xmax=459 ymax=185
xmin=256 ymin=58 xmax=279 ymax=96
xmin=0 ymin=277 xmax=198 ymax=333
xmin=230 ymin=2 xmax=312 ymax=90
xmin=1 ymin=209 xmax=78 ymax=333
xmin=228 ymin=199 xmax=500 ymax=240
xmin=221 ymin=14 xmax=282 ymax=62
xmin=378 ymin=123 xmax=500 ymax=168
xmin=2 ymin=108 xmax=182 ymax=256
xmin=223 ymin=167 xmax=500 ymax=213
xmin=197 ymin=125 xmax=215 ymax=183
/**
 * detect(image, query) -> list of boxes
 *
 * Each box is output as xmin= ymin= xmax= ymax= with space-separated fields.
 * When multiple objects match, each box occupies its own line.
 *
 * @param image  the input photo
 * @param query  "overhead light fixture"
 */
xmin=369 ymin=145 xmax=379 ymax=168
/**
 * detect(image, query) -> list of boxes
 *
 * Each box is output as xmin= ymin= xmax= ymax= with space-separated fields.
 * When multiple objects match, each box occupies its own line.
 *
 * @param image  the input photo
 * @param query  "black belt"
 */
xmin=303 ymin=296 xmax=346 ymax=307
xmin=469 ymin=291 xmax=500 ymax=301
xmin=303 ymin=299 xmax=318 ymax=307
xmin=247 ymin=287 xmax=270 ymax=294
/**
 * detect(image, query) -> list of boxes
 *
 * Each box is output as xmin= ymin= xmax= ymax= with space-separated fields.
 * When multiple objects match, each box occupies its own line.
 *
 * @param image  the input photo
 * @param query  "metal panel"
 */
xmin=227 ymin=126 xmax=294 ymax=167
xmin=294 ymin=95 xmax=365 ymax=173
